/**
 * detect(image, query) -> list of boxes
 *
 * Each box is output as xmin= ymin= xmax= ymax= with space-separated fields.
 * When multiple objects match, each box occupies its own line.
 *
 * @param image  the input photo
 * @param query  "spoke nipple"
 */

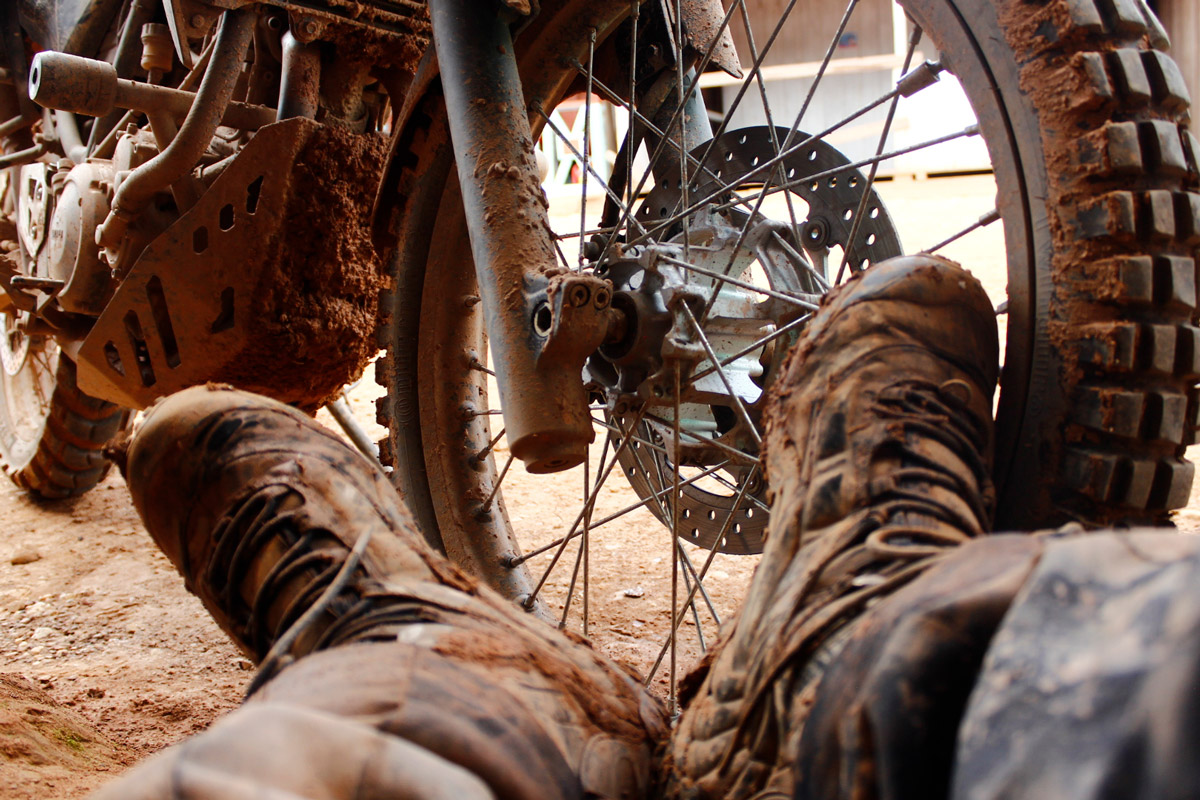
xmin=518 ymin=593 xmax=537 ymax=612
xmin=500 ymin=553 xmax=519 ymax=568
xmin=464 ymin=295 xmax=482 ymax=309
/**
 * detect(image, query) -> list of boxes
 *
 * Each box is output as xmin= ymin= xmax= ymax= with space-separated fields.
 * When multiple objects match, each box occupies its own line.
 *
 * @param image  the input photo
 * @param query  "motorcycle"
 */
xmin=1 ymin=0 xmax=1196 ymax=674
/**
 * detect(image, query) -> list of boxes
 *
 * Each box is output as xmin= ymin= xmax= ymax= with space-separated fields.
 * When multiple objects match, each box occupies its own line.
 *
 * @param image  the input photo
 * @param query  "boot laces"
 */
xmin=206 ymin=483 xmax=452 ymax=694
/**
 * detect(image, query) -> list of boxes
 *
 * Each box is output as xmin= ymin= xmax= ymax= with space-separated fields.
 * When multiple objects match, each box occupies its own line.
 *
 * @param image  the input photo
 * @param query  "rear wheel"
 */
xmin=0 ymin=310 xmax=127 ymax=498
xmin=378 ymin=0 xmax=1199 ymax=693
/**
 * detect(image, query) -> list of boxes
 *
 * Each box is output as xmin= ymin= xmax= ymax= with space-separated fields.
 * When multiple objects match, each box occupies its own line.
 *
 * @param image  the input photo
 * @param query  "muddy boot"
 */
xmin=106 ymin=386 xmax=666 ymax=800
xmin=121 ymin=385 xmax=444 ymax=662
xmin=668 ymin=255 xmax=1000 ymax=799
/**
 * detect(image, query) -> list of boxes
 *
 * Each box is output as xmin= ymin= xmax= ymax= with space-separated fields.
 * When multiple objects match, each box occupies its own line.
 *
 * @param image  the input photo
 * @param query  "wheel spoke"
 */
xmin=707 ymin=122 xmax=979 ymax=217
xmin=558 ymin=445 xmax=600 ymax=632
xmin=677 ymin=543 xmax=721 ymax=627
xmin=633 ymin=64 xmax=949 ymax=253
xmin=515 ymin=405 xmax=647 ymax=578
xmin=927 ymin=208 xmax=1001 ymax=254
xmin=691 ymin=0 xmax=808 ymax=178
xmin=474 ymin=427 xmax=506 ymax=462
xmin=578 ymin=27 xmax=597 ymax=271
xmin=687 ymin=313 xmax=810 ymax=386
xmin=580 ymin=444 xmax=734 ymax=531
xmin=647 ymin=463 xmax=760 ymax=684
xmin=773 ymin=231 xmax=831 ymax=292
xmin=668 ymin=364 xmax=682 ymax=714
xmin=673 ymin=1 xmax=693 ymax=263
xmin=590 ymin=416 xmax=672 ymax=458
xmin=478 ymin=452 xmax=515 ymax=513
xmin=559 ymin=525 xmax=587 ymax=629
xmin=660 ymin=254 xmax=822 ymax=310
xmin=593 ymin=0 xmax=768 ymax=270
xmin=570 ymin=69 xmax=764 ymax=222
xmin=683 ymin=0 xmax=861 ymax=227
xmin=468 ymin=356 xmax=495 ymax=377
xmin=536 ymin=104 xmax=650 ymax=238
xmin=626 ymin=0 xmax=639 ymax=214
xmin=730 ymin=0 xmax=804 ymax=245
xmin=706 ymin=470 xmax=770 ymax=513
xmin=645 ymin=410 xmax=759 ymax=466
xmin=835 ymin=23 xmax=924 ymax=285
xmin=675 ymin=542 xmax=707 ymax=652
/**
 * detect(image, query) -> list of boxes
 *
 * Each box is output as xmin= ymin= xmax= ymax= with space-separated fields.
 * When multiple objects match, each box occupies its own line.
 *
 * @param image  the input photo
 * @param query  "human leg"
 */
xmin=669 ymin=254 xmax=1005 ymax=798
xmin=94 ymin=386 xmax=666 ymax=799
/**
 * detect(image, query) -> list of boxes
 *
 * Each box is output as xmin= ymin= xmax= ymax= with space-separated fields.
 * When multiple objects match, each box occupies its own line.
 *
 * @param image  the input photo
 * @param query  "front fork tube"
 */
xmin=641 ymin=67 xmax=714 ymax=192
xmin=428 ymin=0 xmax=608 ymax=475
xmin=601 ymin=66 xmax=714 ymax=235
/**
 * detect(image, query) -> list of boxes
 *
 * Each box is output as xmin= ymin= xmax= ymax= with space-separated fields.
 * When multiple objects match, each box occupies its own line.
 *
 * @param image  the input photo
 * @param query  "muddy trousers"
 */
xmin=93 ymin=256 xmax=1200 ymax=800
xmin=94 ymin=473 xmax=1200 ymax=800
xmin=90 ymin=639 xmax=659 ymax=800
xmin=93 ymin=394 xmax=1200 ymax=800
xmin=96 ymin=384 xmax=666 ymax=800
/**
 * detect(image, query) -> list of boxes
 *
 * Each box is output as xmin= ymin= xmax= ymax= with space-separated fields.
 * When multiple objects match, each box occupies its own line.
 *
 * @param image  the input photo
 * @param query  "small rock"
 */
xmin=31 ymin=627 xmax=55 ymax=640
xmin=234 ymin=658 xmax=254 ymax=671
xmin=623 ymin=586 xmax=645 ymax=598
xmin=10 ymin=549 xmax=41 ymax=565
xmin=86 ymin=687 xmax=105 ymax=699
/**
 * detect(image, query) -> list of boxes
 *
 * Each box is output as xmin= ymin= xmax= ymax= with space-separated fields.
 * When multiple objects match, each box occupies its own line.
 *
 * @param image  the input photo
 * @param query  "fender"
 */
xmin=675 ymin=0 xmax=742 ymax=79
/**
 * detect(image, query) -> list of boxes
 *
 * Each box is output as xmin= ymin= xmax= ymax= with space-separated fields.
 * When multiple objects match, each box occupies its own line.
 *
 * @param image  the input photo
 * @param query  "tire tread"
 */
xmin=3 ymin=359 xmax=128 ymax=499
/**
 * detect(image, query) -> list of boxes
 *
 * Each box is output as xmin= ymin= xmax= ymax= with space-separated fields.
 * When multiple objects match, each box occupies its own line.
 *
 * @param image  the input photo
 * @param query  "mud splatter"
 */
xmin=219 ymin=125 xmax=391 ymax=410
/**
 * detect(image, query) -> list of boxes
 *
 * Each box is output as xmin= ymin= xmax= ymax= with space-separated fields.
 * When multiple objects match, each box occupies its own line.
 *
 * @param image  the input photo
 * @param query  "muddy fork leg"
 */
xmin=427 ymin=0 xmax=613 ymax=475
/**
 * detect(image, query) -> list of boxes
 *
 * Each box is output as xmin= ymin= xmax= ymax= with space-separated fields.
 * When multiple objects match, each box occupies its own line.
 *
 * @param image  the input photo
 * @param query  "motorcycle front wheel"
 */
xmin=378 ymin=0 xmax=1200 ymax=689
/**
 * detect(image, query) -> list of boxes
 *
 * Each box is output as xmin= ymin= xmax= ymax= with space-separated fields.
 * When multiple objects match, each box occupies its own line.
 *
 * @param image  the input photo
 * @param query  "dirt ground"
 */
xmin=3 ymin=174 xmax=1200 ymax=798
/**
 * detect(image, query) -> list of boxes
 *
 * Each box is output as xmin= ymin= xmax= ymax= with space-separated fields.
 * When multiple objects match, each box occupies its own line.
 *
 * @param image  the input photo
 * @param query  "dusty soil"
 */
xmin=2 ymin=175 xmax=1198 ymax=798
xmin=0 ymin=474 xmax=251 ymax=798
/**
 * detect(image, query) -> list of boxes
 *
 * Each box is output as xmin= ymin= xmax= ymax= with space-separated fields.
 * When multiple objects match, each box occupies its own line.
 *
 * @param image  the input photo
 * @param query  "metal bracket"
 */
xmin=537 ymin=273 xmax=618 ymax=369
xmin=76 ymin=118 xmax=315 ymax=408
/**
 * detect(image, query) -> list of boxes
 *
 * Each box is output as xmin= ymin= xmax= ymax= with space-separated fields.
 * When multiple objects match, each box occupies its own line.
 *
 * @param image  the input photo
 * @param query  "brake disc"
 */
xmin=604 ymin=126 xmax=903 ymax=555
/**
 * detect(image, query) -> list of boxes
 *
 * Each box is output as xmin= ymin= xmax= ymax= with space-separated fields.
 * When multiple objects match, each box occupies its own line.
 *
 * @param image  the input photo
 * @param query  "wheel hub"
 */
xmin=583 ymin=126 xmax=903 ymax=554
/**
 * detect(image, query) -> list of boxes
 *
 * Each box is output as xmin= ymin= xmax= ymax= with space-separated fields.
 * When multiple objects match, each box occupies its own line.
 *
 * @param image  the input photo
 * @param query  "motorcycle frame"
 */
xmin=4 ymin=0 xmax=736 ymax=478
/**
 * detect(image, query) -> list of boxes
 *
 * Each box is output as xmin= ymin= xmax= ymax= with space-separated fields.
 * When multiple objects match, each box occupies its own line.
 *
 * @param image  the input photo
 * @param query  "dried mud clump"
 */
xmin=221 ymin=124 xmax=391 ymax=410
xmin=0 ymin=673 xmax=128 ymax=788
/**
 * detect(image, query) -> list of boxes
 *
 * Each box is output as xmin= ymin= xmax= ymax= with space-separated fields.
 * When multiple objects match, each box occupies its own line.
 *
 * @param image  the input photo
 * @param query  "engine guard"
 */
xmin=77 ymin=116 xmax=389 ymax=410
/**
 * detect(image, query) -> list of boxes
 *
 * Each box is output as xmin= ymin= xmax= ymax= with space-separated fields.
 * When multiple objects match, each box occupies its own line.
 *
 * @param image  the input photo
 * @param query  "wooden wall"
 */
xmin=727 ymin=0 xmax=896 ymax=63
xmin=717 ymin=0 xmax=990 ymax=174
xmin=1156 ymin=0 xmax=1199 ymax=135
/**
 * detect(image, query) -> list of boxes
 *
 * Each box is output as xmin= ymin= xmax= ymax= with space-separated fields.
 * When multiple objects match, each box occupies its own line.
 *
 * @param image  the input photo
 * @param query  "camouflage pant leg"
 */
xmin=953 ymin=530 xmax=1200 ymax=800
xmin=675 ymin=528 xmax=1200 ymax=800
